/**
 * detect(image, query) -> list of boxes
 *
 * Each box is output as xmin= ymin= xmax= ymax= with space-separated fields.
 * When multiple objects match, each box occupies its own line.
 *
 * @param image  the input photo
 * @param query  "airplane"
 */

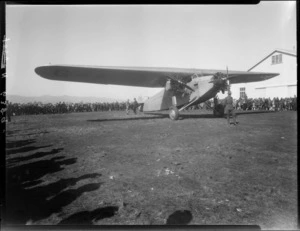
xmin=35 ymin=65 xmax=279 ymax=120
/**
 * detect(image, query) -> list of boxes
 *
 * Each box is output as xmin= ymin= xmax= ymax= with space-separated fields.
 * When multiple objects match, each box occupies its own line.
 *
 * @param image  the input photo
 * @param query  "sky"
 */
xmin=6 ymin=2 xmax=297 ymax=100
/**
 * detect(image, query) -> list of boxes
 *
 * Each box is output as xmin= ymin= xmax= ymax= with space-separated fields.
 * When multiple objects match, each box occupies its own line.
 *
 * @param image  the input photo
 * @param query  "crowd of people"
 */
xmin=5 ymin=99 xmax=141 ymax=117
xmin=216 ymin=96 xmax=296 ymax=112
xmin=5 ymin=96 xmax=297 ymax=118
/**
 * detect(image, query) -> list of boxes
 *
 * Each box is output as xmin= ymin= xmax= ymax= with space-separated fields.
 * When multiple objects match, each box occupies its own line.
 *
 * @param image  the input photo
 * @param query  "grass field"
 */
xmin=4 ymin=110 xmax=297 ymax=229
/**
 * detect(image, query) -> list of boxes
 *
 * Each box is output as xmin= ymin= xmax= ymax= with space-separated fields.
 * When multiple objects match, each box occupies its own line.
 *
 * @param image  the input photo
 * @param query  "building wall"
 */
xmin=230 ymin=51 xmax=297 ymax=99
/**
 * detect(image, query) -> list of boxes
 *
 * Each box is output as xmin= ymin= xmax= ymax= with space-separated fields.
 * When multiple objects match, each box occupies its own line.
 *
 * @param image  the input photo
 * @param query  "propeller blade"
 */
xmin=224 ymin=66 xmax=230 ymax=92
xmin=167 ymin=76 xmax=195 ymax=92
xmin=226 ymin=66 xmax=228 ymax=79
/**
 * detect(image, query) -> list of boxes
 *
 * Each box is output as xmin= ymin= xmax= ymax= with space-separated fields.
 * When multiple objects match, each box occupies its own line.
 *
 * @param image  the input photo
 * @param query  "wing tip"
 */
xmin=34 ymin=65 xmax=54 ymax=80
xmin=34 ymin=66 xmax=43 ymax=76
xmin=267 ymin=72 xmax=280 ymax=79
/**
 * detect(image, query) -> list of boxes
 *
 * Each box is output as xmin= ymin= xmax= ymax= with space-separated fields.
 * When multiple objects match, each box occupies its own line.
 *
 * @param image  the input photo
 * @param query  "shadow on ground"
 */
xmin=6 ymin=139 xmax=37 ymax=149
xmin=6 ymin=129 xmax=22 ymax=136
xmin=5 ymin=162 xmax=102 ymax=224
xmin=87 ymin=110 xmax=275 ymax=122
xmin=235 ymin=110 xmax=275 ymax=115
xmin=149 ymin=110 xmax=275 ymax=118
xmin=6 ymin=129 xmax=31 ymax=137
xmin=7 ymin=148 xmax=64 ymax=165
xmin=7 ymin=155 xmax=77 ymax=184
xmin=5 ymin=133 xmax=103 ymax=225
xmin=87 ymin=115 xmax=165 ymax=122
xmin=86 ymin=113 xmax=218 ymax=122
xmin=6 ymin=145 xmax=53 ymax=155
xmin=19 ymin=131 xmax=50 ymax=136
xmin=166 ymin=210 xmax=193 ymax=225
xmin=6 ymin=130 xmax=50 ymax=138
xmin=59 ymin=206 xmax=119 ymax=225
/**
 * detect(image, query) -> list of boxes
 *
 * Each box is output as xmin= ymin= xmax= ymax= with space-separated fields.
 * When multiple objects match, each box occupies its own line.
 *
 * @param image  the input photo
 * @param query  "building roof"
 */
xmin=247 ymin=48 xmax=297 ymax=72
xmin=275 ymin=48 xmax=297 ymax=56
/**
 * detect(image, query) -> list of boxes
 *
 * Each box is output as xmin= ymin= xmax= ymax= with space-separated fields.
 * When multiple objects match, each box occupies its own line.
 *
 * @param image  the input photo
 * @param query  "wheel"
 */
xmin=213 ymin=104 xmax=224 ymax=117
xmin=169 ymin=106 xmax=179 ymax=120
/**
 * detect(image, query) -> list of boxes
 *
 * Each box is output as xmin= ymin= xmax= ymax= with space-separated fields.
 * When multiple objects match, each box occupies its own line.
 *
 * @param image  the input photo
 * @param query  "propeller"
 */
xmin=167 ymin=75 xmax=195 ymax=93
xmin=226 ymin=66 xmax=231 ymax=92
xmin=210 ymin=66 xmax=230 ymax=94
xmin=226 ymin=66 xmax=228 ymax=77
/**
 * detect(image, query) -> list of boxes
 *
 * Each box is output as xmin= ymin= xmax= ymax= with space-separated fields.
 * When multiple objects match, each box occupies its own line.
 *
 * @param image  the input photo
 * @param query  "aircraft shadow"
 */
xmin=87 ymin=115 xmax=166 ymax=122
xmin=234 ymin=110 xmax=276 ymax=115
xmin=148 ymin=110 xmax=276 ymax=120
xmin=145 ymin=112 xmax=219 ymax=119
xmin=86 ymin=110 xmax=277 ymax=122
xmin=87 ymin=113 xmax=224 ymax=122
xmin=87 ymin=111 xmax=272 ymax=122
xmin=59 ymin=206 xmax=119 ymax=225
xmin=87 ymin=113 xmax=223 ymax=122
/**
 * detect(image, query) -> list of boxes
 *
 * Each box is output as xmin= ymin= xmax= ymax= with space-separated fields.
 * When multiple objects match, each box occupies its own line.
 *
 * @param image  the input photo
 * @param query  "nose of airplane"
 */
xmin=210 ymin=73 xmax=227 ymax=87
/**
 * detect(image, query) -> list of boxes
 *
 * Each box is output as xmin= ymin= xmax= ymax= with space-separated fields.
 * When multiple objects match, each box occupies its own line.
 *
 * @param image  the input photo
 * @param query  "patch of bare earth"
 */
xmin=5 ymin=110 xmax=297 ymax=229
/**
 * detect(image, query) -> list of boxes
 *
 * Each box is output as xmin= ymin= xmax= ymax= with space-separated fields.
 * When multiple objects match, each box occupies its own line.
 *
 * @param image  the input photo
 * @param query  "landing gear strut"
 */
xmin=169 ymin=106 xmax=179 ymax=120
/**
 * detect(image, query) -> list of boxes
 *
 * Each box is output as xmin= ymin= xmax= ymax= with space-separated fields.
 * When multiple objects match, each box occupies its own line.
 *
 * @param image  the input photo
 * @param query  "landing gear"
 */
xmin=169 ymin=106 xmax=179 ymax=120
xmin=213 ymin=104 xmax=224 ymax=117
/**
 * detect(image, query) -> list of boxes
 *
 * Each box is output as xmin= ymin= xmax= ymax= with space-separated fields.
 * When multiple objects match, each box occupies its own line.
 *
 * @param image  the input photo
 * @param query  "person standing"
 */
xmin=224 ymin=91 xmax=237 ymax=125
xmin=125 ymin=99 xmax=130 ymax=115
xmin=133 ymin=98 xmax=138 ymax=114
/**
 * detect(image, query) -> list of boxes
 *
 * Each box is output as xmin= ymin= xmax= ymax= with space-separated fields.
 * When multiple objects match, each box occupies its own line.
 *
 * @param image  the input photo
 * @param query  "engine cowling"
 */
xmin=211 ymin=72 xmax=228 ymax=93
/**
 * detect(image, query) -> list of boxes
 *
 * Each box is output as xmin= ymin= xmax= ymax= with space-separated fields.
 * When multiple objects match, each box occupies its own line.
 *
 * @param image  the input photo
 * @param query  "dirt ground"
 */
xmin=4 ymin=109 xmax=298 ymax=229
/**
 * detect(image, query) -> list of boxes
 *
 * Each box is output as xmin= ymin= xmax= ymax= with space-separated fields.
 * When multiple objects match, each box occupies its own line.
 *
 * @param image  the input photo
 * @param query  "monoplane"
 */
xmin=35 ymin=65 xmax=278 ymax=120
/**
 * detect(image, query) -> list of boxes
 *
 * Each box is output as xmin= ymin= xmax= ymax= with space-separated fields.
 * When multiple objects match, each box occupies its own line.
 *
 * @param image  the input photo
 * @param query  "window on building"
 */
xmin=272 ymin=54 xmax=282 ymax=65
xmin=240 ymin=87 xmax=246 ymax=99
xmin=278 ymin=54 xmax=282 ymax=63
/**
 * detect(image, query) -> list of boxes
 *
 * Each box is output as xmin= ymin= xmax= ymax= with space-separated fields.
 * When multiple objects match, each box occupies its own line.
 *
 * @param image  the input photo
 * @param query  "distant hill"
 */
xmin=6 ymin=95 xmax=123 ymax=104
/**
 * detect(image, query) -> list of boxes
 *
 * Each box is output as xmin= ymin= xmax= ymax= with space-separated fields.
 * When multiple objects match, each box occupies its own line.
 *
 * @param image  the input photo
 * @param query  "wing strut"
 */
xmin=178 ymin=97 xmax=199 ymax=112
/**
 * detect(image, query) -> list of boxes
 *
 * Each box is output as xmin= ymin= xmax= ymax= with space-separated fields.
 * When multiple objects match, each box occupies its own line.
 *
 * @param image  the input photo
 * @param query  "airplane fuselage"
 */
xmin=143 ymin=75 xmax=222 ymax=112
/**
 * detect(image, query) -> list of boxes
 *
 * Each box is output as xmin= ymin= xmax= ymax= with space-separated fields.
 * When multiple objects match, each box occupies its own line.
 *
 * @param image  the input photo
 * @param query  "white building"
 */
xmin=231 ymin=49 xmax=297 ymax=99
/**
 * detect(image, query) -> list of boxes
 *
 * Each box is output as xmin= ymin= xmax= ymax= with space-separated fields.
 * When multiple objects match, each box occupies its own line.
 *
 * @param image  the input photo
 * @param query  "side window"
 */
xmin=272 ymin=54 xmax=283 ymax=65
xmin=278 ymin=54 xmax=282 ymax=63
xmin=272 ymin=56 xmax=275 ymax=65
xmin=240 ymin=87 xmax=246 ymax=98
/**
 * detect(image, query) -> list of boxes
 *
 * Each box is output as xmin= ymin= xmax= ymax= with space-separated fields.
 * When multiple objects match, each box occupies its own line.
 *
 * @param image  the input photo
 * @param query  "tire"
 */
xmin=213 ymin=104 xmax=224 ymax=117
xmin=169 ymin=106 xmax=179 ymax=120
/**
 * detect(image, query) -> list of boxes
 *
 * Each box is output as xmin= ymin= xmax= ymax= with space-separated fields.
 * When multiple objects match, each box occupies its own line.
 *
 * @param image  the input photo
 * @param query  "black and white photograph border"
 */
xmin=3 ymin=2 xmax=298 ymax=230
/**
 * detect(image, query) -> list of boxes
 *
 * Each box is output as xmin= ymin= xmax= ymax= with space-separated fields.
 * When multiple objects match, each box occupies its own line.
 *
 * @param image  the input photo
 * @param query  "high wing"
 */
xmin=35 ymin=65 xmax=279 ymax=87
xmin=224 ymin=71 xmax=279 ymax=84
